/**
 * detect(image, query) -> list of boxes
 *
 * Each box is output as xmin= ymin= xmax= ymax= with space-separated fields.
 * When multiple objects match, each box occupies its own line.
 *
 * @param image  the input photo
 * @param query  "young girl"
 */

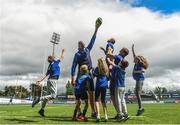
xmin=132 ymin=44 xmax=149 ymax=116
xmin=72 ymin=65 xmax=93 ymax=121
xmin=93 ymin=58 xmax=109 ymax=122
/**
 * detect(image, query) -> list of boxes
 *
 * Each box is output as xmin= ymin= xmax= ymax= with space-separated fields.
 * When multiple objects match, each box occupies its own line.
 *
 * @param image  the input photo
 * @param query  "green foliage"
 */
xmin=66 ymin=80 xmax=74 ymax=95
xmin=4 ymin=85 xmax=30 ymax=98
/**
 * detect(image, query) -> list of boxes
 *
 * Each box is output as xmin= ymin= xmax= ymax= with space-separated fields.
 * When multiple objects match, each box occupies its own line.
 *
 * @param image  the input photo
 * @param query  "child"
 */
xmin=109 ymin=47 xmax=129 ymax=119
xmin=100 ymin=38 xmax=115 ymax=55
xmin=100 ymin=38 xmax=116 ymax=69
xmin=114 ymin=48 xmax=129 ymax=65
xmin=109 ymin=59 xmax=130 ymax=121
xmin=72 ymin=65 xmax=93 ymax=121
xmin=132 ymin=44 xmax=149 ymax=116
xmin=93 ymin=58 xmax=109 ymax=122
xmin=33 ymin=49 xmax=65 ymax=117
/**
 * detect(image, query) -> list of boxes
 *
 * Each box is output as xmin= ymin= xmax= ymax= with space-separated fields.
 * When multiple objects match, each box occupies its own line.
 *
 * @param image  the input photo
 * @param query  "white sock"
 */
xmin=97 ymin=115 xmax=100 ymax=119
xmin=105 ymin=114 xmax=108 ymax=119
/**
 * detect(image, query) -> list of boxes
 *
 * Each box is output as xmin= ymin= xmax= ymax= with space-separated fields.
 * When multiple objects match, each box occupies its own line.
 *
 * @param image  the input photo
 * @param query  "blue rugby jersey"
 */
xmin=75 ymin=73 xmax=93 ymax=95
xmin=93 ymin=67 xmax=109 ymax=88
xmin=46 ymin=60 xmax=61 ymax=79
xmin=133 ymin=64 xmax=145 ymax=81
xmin=71 ymin=33 xmax=96 ymax=76
xmin=111 ymin=65 xmax=126 ymax=88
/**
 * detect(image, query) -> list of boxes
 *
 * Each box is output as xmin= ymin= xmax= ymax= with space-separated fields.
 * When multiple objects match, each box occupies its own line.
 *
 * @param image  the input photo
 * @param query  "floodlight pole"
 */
xmin=50 ymin=32 xmax=60 ymax=56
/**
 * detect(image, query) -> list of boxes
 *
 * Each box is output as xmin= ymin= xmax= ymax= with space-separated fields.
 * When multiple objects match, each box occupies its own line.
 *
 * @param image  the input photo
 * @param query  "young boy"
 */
xmin=109 ymin=47 xmax=129 ymax=118
xmin=93 ymin=58 xmax=109 ymax=122
xmin=108 ymin=59 xmax=129 ymax=121
xmin=72 ymin=65 xmax=93 ymax=121
xmin=32 ymin=49 xmax=65 ymax=117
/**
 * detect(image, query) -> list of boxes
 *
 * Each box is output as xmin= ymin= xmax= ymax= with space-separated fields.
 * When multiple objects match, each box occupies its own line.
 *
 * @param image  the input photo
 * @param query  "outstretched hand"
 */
xmin=95 ymin=18 xmax=102 ymax=30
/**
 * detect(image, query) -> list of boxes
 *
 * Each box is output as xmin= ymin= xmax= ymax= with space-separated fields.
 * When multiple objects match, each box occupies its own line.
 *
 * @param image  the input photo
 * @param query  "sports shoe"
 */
xmin=123 ymin=114 xmax=130 ymax=120
xmin=96 ymin=115 xmax=101 ymax=122
xmin=38 ymin=109 xmax=45 ymax=117
xmin=77 ymin=112 xmax=82 ymax=117
xmin=136 ymin=108 xmax=145 ymax=116
xmin=117 ymin=114 xmax=124 ymax=121
xmin=96 ymin=117 xmax=100 ymax=122
xmin=91 ymin=112 xmax=97 ymax=118
xmin=78 ymin=115 xmax=88 ymax=121
xmin=32 ymin=97 xmax=40 ymax=108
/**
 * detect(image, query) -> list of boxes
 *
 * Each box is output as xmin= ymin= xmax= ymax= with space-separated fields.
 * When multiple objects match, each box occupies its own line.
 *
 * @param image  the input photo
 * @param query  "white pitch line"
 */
xmin=0 ymin=116 xmax=28 ymax=118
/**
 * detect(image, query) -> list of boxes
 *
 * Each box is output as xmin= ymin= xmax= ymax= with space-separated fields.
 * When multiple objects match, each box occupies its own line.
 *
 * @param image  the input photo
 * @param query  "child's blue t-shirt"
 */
xmin=46 ymin=60 xmax=61 ymax=79
xmin=75 ymin=74 xmax=93 ymax=95
xmin=111 ymin=65 xmax=126 ymax=87
xmin=133 ymin=64 xmax=145 ymax=81
xmin=114 ymin=54 xmax=124 ymax=65
xmin=93 ymin=67 xmax=109 ymax=88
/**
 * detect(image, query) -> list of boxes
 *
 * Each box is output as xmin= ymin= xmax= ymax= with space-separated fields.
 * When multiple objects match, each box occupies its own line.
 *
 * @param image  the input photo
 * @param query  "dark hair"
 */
xmin=121 ymin=59 xmax=129 ymax=69
xmin=78 ymin=41 xmax=85 ymax=48
xmin=120 ymin=48 xmax=129 ymax=56
xmin=107 ymin=38 xmax=115 ymax=44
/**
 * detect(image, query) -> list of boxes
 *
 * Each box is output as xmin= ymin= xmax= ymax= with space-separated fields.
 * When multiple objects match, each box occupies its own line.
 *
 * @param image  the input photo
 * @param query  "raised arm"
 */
xmin=132 ymin=44 xmax=136 ymax=59
xmin=100 ymin=46 xmax=106 ymax=55
xmin=87 ymin=19 xmax=101 ymax=51
xmin=59 ymin=49 xmax=65 ymax=61
xmin=87 ymin=27 xmax=98 ymax=51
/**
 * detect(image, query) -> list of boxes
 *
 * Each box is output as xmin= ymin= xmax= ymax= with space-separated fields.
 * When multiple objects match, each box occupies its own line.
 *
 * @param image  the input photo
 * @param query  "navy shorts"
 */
xmin=75 ymin=92 xmax=88 ymax=100
xmin=95 ymin=87 xmax=107 ymax=103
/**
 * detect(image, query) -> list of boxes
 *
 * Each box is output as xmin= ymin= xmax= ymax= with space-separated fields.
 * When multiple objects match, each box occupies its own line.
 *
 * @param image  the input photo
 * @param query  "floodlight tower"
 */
xmin=50 ymin=32 xmax=60 ymax=56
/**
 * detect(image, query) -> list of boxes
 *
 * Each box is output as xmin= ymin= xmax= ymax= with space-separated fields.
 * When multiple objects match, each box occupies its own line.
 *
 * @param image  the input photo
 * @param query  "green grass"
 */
xmin=0 ymin=103 xmax=180 ymax=124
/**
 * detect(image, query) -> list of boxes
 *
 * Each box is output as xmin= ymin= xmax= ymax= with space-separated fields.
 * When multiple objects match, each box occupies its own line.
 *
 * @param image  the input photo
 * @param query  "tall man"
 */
xmin=71 ymin=19 xmax=102 ymax=118
xmin=33 ymin=49 xmax=65 ymax=117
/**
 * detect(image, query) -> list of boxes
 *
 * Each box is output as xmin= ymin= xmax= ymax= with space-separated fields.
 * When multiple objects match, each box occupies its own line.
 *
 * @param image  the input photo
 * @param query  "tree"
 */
xmin=4 ymin=85 xmax=30 ymax=98
xmin=66 ymin=80 xmax=74 ymax=95
xmin=154 ymin=86 xmax=168 ymax=99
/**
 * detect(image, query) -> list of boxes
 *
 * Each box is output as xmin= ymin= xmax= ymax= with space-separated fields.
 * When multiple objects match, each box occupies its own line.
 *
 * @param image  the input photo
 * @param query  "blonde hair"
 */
xmin=136 ymin=55 xmax=149 ymax=69
xmin=98 ymin=57 xmax=109 ymax=76
xmin=80 ymin=65 xmax=89 ymax=74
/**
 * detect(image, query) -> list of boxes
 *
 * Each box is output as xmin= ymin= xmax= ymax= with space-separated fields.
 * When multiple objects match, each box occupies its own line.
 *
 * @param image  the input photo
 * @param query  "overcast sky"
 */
xmin=0 ymin=0 xmax=180 ymax=93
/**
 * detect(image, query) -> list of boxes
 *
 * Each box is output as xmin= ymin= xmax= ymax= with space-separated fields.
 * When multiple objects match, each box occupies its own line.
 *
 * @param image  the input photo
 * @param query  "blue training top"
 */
xmin=111 ymin=65 xmax=126 ymax=88
xmin=93 ymin=67 xmax=109 ymax=88
xmin=71 ymin=33 xmax=97 ymax=76
xmin=75 ymin=73 xmax=93 ymax=95
xmin=133 ymin=64 xmax=145 ymax=81
xmin=114 ymin=54 xmax=124 ymax=65
xmin=46 ymin=60 xmax=61 ymax=79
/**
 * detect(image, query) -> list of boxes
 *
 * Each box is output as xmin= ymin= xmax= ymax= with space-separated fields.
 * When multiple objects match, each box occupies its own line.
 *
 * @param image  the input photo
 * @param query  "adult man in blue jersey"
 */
xmin=32 ymin=49 xmax=65 ymax=117
xmin=71 ymin=19 xmax=102 ymax=118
